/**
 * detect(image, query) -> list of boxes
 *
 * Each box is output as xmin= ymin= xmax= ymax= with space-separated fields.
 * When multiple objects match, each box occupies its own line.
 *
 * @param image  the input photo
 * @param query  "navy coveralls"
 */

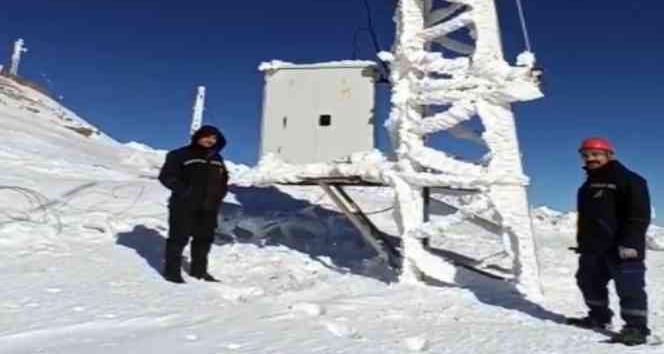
xmin=576 ymin=161 xmax=651 ymax=331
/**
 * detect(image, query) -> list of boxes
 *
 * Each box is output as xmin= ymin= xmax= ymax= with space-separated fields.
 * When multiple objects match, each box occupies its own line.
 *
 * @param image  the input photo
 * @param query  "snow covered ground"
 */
xmin=2 ymin=76 xmax=664 ymax=353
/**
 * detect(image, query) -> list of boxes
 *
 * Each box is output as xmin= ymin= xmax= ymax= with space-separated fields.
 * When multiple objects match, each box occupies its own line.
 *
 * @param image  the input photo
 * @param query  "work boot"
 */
xmin=163 ymin=271 xmax=185 ymax=284
xmin=163 ymin=252 xmax=185 ymax=284
xmin=611 ymin=326 xmax=649 ymax=346
xmin=566 ymin=315 xmax=612 ymax=330
xmin=191 ymin=271 xmax=220 ymax=282
xmin=190 ymin=243 xmax=217 ymax=282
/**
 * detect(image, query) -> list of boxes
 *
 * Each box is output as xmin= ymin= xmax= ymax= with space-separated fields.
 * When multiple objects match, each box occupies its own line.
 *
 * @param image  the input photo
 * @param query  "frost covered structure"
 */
xmin=9 ymin=39 xmax=28 ymax=76
xmin=384 ymin=0 xmax=544 ymax=298
xmin=251 ymin=1 xmax=544 ymax=299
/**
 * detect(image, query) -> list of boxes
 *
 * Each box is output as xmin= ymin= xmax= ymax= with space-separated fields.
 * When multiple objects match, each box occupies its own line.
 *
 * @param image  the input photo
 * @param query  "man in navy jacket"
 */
xmin=158 ymin=125 xmax=229 ymax=283
xmin=567 ymin=138 xmax=652 ymax=346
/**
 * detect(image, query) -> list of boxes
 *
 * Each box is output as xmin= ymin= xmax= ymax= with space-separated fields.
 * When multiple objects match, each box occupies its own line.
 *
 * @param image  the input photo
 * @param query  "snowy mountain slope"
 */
xmin=0 ymin=75 xmax=110 ymax=140
xmin=1 ymin=76 xmax=664 ymax=353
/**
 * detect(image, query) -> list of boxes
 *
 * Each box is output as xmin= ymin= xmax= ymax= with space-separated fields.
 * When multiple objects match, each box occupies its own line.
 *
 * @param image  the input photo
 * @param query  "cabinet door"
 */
xmin=282 ymin=71 xmax=317 ymax=164
xmin=313 ymin=69 xmax=374 ymax=162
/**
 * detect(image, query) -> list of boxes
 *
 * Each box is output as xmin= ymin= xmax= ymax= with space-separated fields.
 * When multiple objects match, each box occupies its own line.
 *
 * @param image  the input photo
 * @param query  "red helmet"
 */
xmin=579 ymin=137 xmax=615 ymax=153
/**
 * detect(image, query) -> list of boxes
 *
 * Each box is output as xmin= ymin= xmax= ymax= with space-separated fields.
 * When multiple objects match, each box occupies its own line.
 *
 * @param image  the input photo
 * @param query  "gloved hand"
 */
xmin=618 ymin=246 xmax=639 ymax=260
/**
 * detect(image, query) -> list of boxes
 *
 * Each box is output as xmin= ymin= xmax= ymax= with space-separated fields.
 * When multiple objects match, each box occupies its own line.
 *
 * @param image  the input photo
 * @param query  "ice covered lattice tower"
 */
xmin=251 ymin=0 xmax=544 ymax=300
xmin=382 ymin=0 xmax=544 ymax=299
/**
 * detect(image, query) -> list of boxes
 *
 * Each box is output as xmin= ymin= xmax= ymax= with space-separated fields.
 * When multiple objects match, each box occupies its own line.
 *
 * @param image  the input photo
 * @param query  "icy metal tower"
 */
xmin=385 ymin=0 xmax=544 ymax=299
xmin=10 ymin=39 xmax=28 ymax=76
xmin=190 ymin=86 xmax=206 ymax=136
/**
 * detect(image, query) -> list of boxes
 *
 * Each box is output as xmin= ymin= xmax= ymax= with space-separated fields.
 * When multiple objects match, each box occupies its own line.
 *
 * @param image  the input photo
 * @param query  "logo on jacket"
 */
xmin=593 ymin=190 xmax=604 ymax=199
xmin=590 ymin=183 xmax=617 ymax=190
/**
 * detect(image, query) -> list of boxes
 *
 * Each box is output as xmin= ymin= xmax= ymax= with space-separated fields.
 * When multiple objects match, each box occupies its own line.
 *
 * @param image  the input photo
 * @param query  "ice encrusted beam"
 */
xmin=387 ymin=0 xmax=432 ymax=283
xmin=420 ymin=12 xmax=473 ymax=41
xmin=470 ymin=0 xmax=543 ymax=299
xmin=413 ymin=101 xmax=476 ymax=136
xmin=415 ymin=54 xmax=469 ymax=74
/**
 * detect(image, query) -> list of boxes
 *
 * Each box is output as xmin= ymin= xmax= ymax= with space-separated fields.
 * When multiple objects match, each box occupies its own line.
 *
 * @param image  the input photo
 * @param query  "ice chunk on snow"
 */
xmin=323 ymin=321 xmax=360 ymax=339
xmin=291 ymin=302 xmax=326 ymax=317
xmin=404 ymin=336 xmax=429 ymax=352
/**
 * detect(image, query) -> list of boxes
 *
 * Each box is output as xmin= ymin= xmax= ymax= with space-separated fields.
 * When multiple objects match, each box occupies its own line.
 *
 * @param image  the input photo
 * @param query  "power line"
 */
xmin=352 ymin=27 xmax=371 ymax=60
xmin=361 ymin=0 xmax=383 ymax=55
xmin=359 ymin=0 xmax=391 ymax=83
xmin=515 ymin=0 xmax=533 ymax=52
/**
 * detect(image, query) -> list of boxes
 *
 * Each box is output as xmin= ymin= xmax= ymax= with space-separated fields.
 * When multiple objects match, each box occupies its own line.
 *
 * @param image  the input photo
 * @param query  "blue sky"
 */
xmin=1 ymin=1 xmax=663 ymax=215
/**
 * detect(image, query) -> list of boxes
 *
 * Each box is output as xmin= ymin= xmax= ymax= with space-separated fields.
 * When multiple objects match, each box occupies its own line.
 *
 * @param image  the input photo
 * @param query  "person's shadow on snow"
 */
xmin=116 ymin=225 xmax=166 ymax=276
xmin=457 ymin=269 xmax=566 ymax=323
xmin=421 ymin=264 xmax=566 ymax=324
